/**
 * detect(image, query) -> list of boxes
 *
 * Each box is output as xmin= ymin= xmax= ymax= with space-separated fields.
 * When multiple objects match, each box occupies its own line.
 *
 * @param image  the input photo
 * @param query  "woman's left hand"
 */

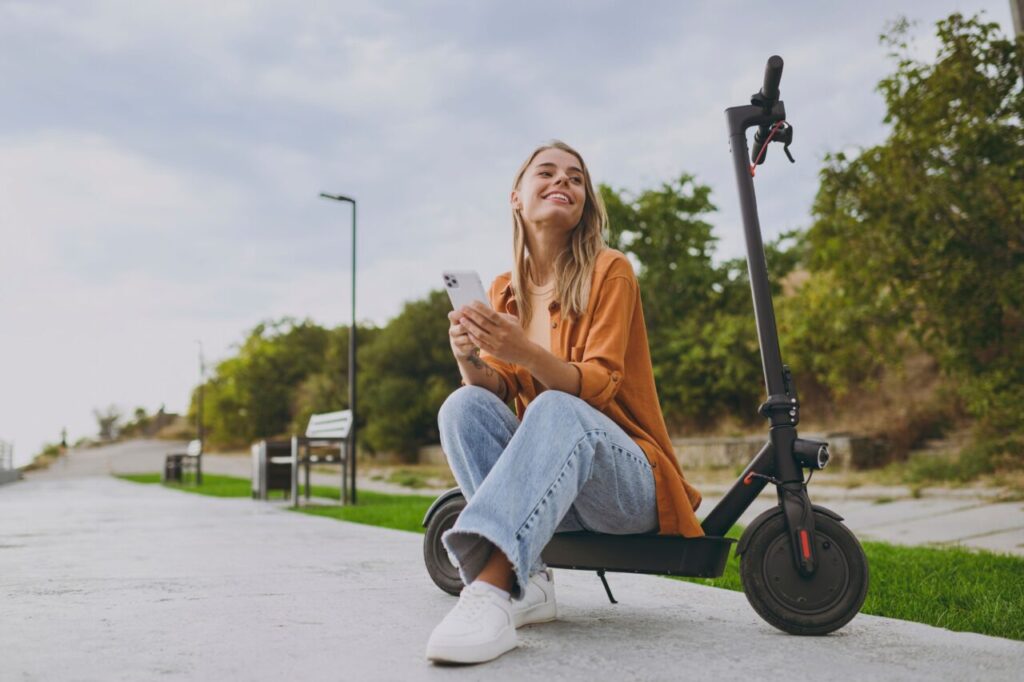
xmin=457 ymin=302 xmax=536 ymax=366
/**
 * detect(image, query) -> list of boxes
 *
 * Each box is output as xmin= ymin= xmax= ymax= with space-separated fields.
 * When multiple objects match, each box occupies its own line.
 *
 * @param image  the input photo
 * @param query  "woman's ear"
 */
xmin=510 ymin=189 xmax=522 ymax=211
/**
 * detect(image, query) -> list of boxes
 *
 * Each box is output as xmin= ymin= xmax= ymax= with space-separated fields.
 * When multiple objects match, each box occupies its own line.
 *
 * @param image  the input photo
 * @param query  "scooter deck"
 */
xmin=540 ymin=532 xmax=735 ymax=578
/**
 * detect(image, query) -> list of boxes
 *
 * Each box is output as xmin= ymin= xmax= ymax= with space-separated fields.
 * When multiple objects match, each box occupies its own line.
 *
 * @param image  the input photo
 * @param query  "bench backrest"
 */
xmin=306 ymin=410 xmax=352 ymax=439
xmin=186 ymin=439 xmax=202 ymax=457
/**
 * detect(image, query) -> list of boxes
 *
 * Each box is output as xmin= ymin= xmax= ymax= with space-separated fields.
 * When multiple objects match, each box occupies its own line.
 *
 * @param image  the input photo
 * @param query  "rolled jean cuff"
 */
xmin=442 ymin=523 xmax=529 ymax=601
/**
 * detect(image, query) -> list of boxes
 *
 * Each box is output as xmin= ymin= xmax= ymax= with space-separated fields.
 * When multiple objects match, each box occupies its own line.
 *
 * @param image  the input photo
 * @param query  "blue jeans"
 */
xmin=439 ymin=385 xmax=658 ymax=600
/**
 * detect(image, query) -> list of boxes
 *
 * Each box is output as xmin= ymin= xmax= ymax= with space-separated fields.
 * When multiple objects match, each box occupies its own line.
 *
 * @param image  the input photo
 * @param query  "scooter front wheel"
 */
xmin=423 ymin=494 xmax=466 ymax=596
xmin=739 ymin=509 xmax=868 ymax=635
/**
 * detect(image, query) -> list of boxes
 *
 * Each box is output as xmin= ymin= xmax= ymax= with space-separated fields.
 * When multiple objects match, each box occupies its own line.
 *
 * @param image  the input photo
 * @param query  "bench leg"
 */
xmin=341 ymin=443 xmax=348 ymax=506
xmin=305 ymin=457 xmax=311 ymax=501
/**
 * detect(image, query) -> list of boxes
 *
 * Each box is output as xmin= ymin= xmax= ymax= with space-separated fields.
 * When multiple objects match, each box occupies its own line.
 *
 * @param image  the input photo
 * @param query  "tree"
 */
xmin=289 ymin=323 xmax=382 ymax=440
xmin=601 ymin=176 xmax=799 ymax=430
xmin=357 ymin=290 xmax=460 ymax=459
xmin=803 ymin=13 xmax=1024 ymax=433
xmin=118 ymin=407 xmax=153 ymax=438
xmin=198 ymin=318 xmax=330 ymax=446
xmin=603 ymin=175 xmax=720 ymax=333
xmin=93 ymin=405 xmax=122 ymax=441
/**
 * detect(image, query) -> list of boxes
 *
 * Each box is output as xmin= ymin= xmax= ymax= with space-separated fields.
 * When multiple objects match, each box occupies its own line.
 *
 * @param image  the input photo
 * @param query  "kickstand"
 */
xmin=597 ymin=569 xmax=618 ymax=604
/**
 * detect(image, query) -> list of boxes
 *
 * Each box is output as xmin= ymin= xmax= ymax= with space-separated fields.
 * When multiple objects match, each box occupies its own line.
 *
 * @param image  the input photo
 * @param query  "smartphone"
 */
xmin=443 ymin=270 xmax=489 ymax=311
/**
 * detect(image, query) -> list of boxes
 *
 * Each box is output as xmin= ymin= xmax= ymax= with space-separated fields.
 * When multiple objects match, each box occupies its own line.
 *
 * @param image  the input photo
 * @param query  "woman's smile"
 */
xmin=543 ymin=191 xmax=572 ymax=204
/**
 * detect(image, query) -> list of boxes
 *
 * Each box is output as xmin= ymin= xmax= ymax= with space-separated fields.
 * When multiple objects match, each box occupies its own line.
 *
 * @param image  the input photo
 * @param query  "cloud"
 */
xmin=0 ymin=0 xmax=1016 ymax=465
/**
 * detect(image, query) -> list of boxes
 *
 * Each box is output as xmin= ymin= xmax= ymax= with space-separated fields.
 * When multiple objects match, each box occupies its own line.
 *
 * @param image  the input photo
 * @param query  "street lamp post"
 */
xmin=319 ymin=192 xmax=358 ymax=505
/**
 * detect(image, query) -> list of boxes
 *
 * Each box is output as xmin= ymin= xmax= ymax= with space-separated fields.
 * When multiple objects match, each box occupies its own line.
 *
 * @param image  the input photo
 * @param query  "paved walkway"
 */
xmin=36 ymin=439 xmax=1024 ymax=556
xmin=2 ymin=473 xmax=1022 ymax=681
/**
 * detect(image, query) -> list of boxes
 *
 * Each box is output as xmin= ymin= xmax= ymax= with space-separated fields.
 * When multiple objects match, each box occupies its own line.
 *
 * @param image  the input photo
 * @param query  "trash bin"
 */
xmin=163 ymin=454 xmax=184 ymax=483
xmin=251 ymin=442 xmax=262 ymax=499
xmin=252 ymin=439 xmax=293 ymax=500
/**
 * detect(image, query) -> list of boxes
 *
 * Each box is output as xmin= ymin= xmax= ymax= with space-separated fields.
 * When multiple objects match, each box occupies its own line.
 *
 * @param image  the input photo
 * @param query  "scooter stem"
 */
xmin=716 ymin=58 xmax=820 ymax=577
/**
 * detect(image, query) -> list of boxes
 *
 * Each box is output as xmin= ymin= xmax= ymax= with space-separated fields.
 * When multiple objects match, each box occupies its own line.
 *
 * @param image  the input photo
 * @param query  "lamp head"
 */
xmin=320 ymin=192 xmax=355 ymax=204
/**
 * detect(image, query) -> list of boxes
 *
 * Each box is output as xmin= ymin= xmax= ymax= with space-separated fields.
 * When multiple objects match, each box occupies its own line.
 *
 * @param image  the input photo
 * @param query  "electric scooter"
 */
xmin=422 ymin=56 xmax=869 ymax=636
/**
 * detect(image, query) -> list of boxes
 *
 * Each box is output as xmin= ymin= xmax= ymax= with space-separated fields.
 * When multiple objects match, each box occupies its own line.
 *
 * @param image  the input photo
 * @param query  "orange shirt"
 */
xmin=479 ymin=248 xmax=704 ymax=538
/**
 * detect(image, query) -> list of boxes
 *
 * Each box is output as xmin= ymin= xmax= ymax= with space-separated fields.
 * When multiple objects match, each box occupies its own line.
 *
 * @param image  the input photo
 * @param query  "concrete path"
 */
xmin=38 ymin=440 xmax=1024 ymax=556
xmin=2 ymin=475 xmax=1022 ymax=681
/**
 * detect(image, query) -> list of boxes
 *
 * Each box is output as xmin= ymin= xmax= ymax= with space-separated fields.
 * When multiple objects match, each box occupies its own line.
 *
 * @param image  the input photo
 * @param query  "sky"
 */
xmin=0 ymin=0 xmax=1016 ymax=466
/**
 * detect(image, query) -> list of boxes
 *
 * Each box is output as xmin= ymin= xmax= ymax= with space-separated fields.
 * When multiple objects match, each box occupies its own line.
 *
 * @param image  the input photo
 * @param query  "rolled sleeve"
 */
xmin=569 ymin=275 xmax=636 ymax=410
xmin=572 ymin=362 xmax=623 ymax=408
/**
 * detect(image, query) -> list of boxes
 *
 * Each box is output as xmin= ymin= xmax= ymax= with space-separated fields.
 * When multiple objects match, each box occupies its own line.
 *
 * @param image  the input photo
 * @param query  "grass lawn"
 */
xmin=117 ymin=473 xmax=434 ymax=533
xmin=117 ymin=472 xmax=1024 ymax=641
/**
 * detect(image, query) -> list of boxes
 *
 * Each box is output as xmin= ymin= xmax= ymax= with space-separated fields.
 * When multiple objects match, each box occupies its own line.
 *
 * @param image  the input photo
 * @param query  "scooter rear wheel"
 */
xmin=423 ymin=494 xmax=466 ymax=596
xmin=739 ymin=510 xmax=868 ymax=635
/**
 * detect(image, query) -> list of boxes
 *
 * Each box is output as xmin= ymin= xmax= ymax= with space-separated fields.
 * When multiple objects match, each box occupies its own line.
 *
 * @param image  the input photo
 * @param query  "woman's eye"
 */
xmin=571 ymin=177 xmax=583 ymax=184
xmin=539 ymin=171 xmax=551 ymax=177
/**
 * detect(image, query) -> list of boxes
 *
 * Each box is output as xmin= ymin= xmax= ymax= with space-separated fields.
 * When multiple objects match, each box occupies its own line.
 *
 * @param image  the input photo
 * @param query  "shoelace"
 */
xmin=452 ymin=586 xmax=499 ymax=621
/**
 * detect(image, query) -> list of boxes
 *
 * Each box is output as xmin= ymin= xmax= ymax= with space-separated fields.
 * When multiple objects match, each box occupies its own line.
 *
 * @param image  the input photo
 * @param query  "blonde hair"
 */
xmin=511 ymin=140 xmax=607 ymax=327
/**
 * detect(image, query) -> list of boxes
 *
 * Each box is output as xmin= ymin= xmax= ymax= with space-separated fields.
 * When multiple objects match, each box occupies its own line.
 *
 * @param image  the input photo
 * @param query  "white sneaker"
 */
xmin=512 ymin=569 xmax=557 ymax=627
xmin=426 ymin=582 xmax=517 ymax=664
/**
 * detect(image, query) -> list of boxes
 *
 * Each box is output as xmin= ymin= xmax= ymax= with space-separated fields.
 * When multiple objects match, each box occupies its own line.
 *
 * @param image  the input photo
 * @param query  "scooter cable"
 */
xmin=749 ymin=120 xmax=787 ymax=177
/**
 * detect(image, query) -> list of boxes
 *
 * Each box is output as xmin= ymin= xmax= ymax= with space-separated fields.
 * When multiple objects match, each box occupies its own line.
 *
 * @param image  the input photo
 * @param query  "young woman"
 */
xmin=426 ymin=141 xmax=704 ymax=664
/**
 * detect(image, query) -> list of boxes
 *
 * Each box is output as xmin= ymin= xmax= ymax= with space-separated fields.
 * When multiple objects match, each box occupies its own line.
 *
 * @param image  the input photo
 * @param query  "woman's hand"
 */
xmin=448 ymin=309 xmax=482 ymax=363
xmin=456 ymin=302 xmax=535 ymax=366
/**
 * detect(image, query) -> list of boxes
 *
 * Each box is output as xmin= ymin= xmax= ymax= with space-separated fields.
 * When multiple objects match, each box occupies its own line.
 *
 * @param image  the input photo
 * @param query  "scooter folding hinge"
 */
xmin=597 ymin=569 xmax=618 ymax=604
xmin=758 ymin=394 xmax=797 ymax=424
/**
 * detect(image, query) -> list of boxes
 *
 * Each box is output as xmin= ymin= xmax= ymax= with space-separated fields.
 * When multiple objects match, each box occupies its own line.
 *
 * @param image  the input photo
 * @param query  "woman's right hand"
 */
xmin=448 ymin=309 xmax=480 ymax=363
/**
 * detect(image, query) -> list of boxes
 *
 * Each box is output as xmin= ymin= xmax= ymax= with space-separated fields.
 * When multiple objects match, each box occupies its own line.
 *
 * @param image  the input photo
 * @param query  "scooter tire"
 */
xmin=423 ymin=494 xmax=466 ymax=596
xmin=739 ymin=509 xmax=868 ymax=635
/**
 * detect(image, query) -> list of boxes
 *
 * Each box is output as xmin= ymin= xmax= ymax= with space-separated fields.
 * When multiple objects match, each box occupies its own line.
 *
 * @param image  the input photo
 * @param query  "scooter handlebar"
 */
xmin=760 ymin=55 xmax=784 ymax=105
xmin=750 ymin=56 xmax=785 ymax=164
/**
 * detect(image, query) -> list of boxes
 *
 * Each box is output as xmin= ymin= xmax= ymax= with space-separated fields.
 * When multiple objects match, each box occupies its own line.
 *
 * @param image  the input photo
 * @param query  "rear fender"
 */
xmin=421 ymin=487 xmax=465 ymax=528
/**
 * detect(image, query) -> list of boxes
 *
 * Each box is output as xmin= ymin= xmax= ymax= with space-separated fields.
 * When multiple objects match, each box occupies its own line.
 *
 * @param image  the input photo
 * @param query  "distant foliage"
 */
xmin=802 ymin=13 xmax=1024 ymax=434
xmin=601 ymin=176 xmax=799 ymax=430
xmin=117 ymin=407 xmax=152 ymax=438
xmin=194 ymin=294 xmax=459 ymax=459
xmin=93 ymin=404 xmax=122 ymax=441
xmin=197 ymin=319 xmax=331 ymax=446
xmin=357 ymin=290 xmax=459 ymax=458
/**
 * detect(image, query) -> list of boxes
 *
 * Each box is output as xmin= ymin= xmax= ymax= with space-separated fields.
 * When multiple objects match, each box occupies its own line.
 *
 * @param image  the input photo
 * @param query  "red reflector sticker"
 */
xmin=800 ymin=530 xmax=811 ymax=559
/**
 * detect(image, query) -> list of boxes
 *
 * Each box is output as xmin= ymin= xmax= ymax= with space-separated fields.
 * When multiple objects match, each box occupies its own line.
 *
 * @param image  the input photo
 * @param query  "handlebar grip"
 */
xmin=760 ymin=55 xmax=784 ymax=103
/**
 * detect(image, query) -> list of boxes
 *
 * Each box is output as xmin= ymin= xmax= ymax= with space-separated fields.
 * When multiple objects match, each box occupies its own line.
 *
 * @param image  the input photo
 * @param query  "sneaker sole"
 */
xmin=513 ymin=600 xmax=557 ymax=628
xmin=426 ymin=625 xmax=518 ymax=664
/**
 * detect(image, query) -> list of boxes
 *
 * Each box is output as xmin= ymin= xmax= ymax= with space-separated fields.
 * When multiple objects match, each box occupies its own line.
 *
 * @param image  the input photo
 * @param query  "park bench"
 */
xmin=163 ymin=439 xmax=202 ymax=484
xmin=291 ymin=410 xmax=352 ymax=507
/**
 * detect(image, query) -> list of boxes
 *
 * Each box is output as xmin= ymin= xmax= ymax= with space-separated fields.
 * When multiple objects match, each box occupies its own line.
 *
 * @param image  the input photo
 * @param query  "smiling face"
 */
xmin=511 ymin=147 xmax=587 ymax=233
